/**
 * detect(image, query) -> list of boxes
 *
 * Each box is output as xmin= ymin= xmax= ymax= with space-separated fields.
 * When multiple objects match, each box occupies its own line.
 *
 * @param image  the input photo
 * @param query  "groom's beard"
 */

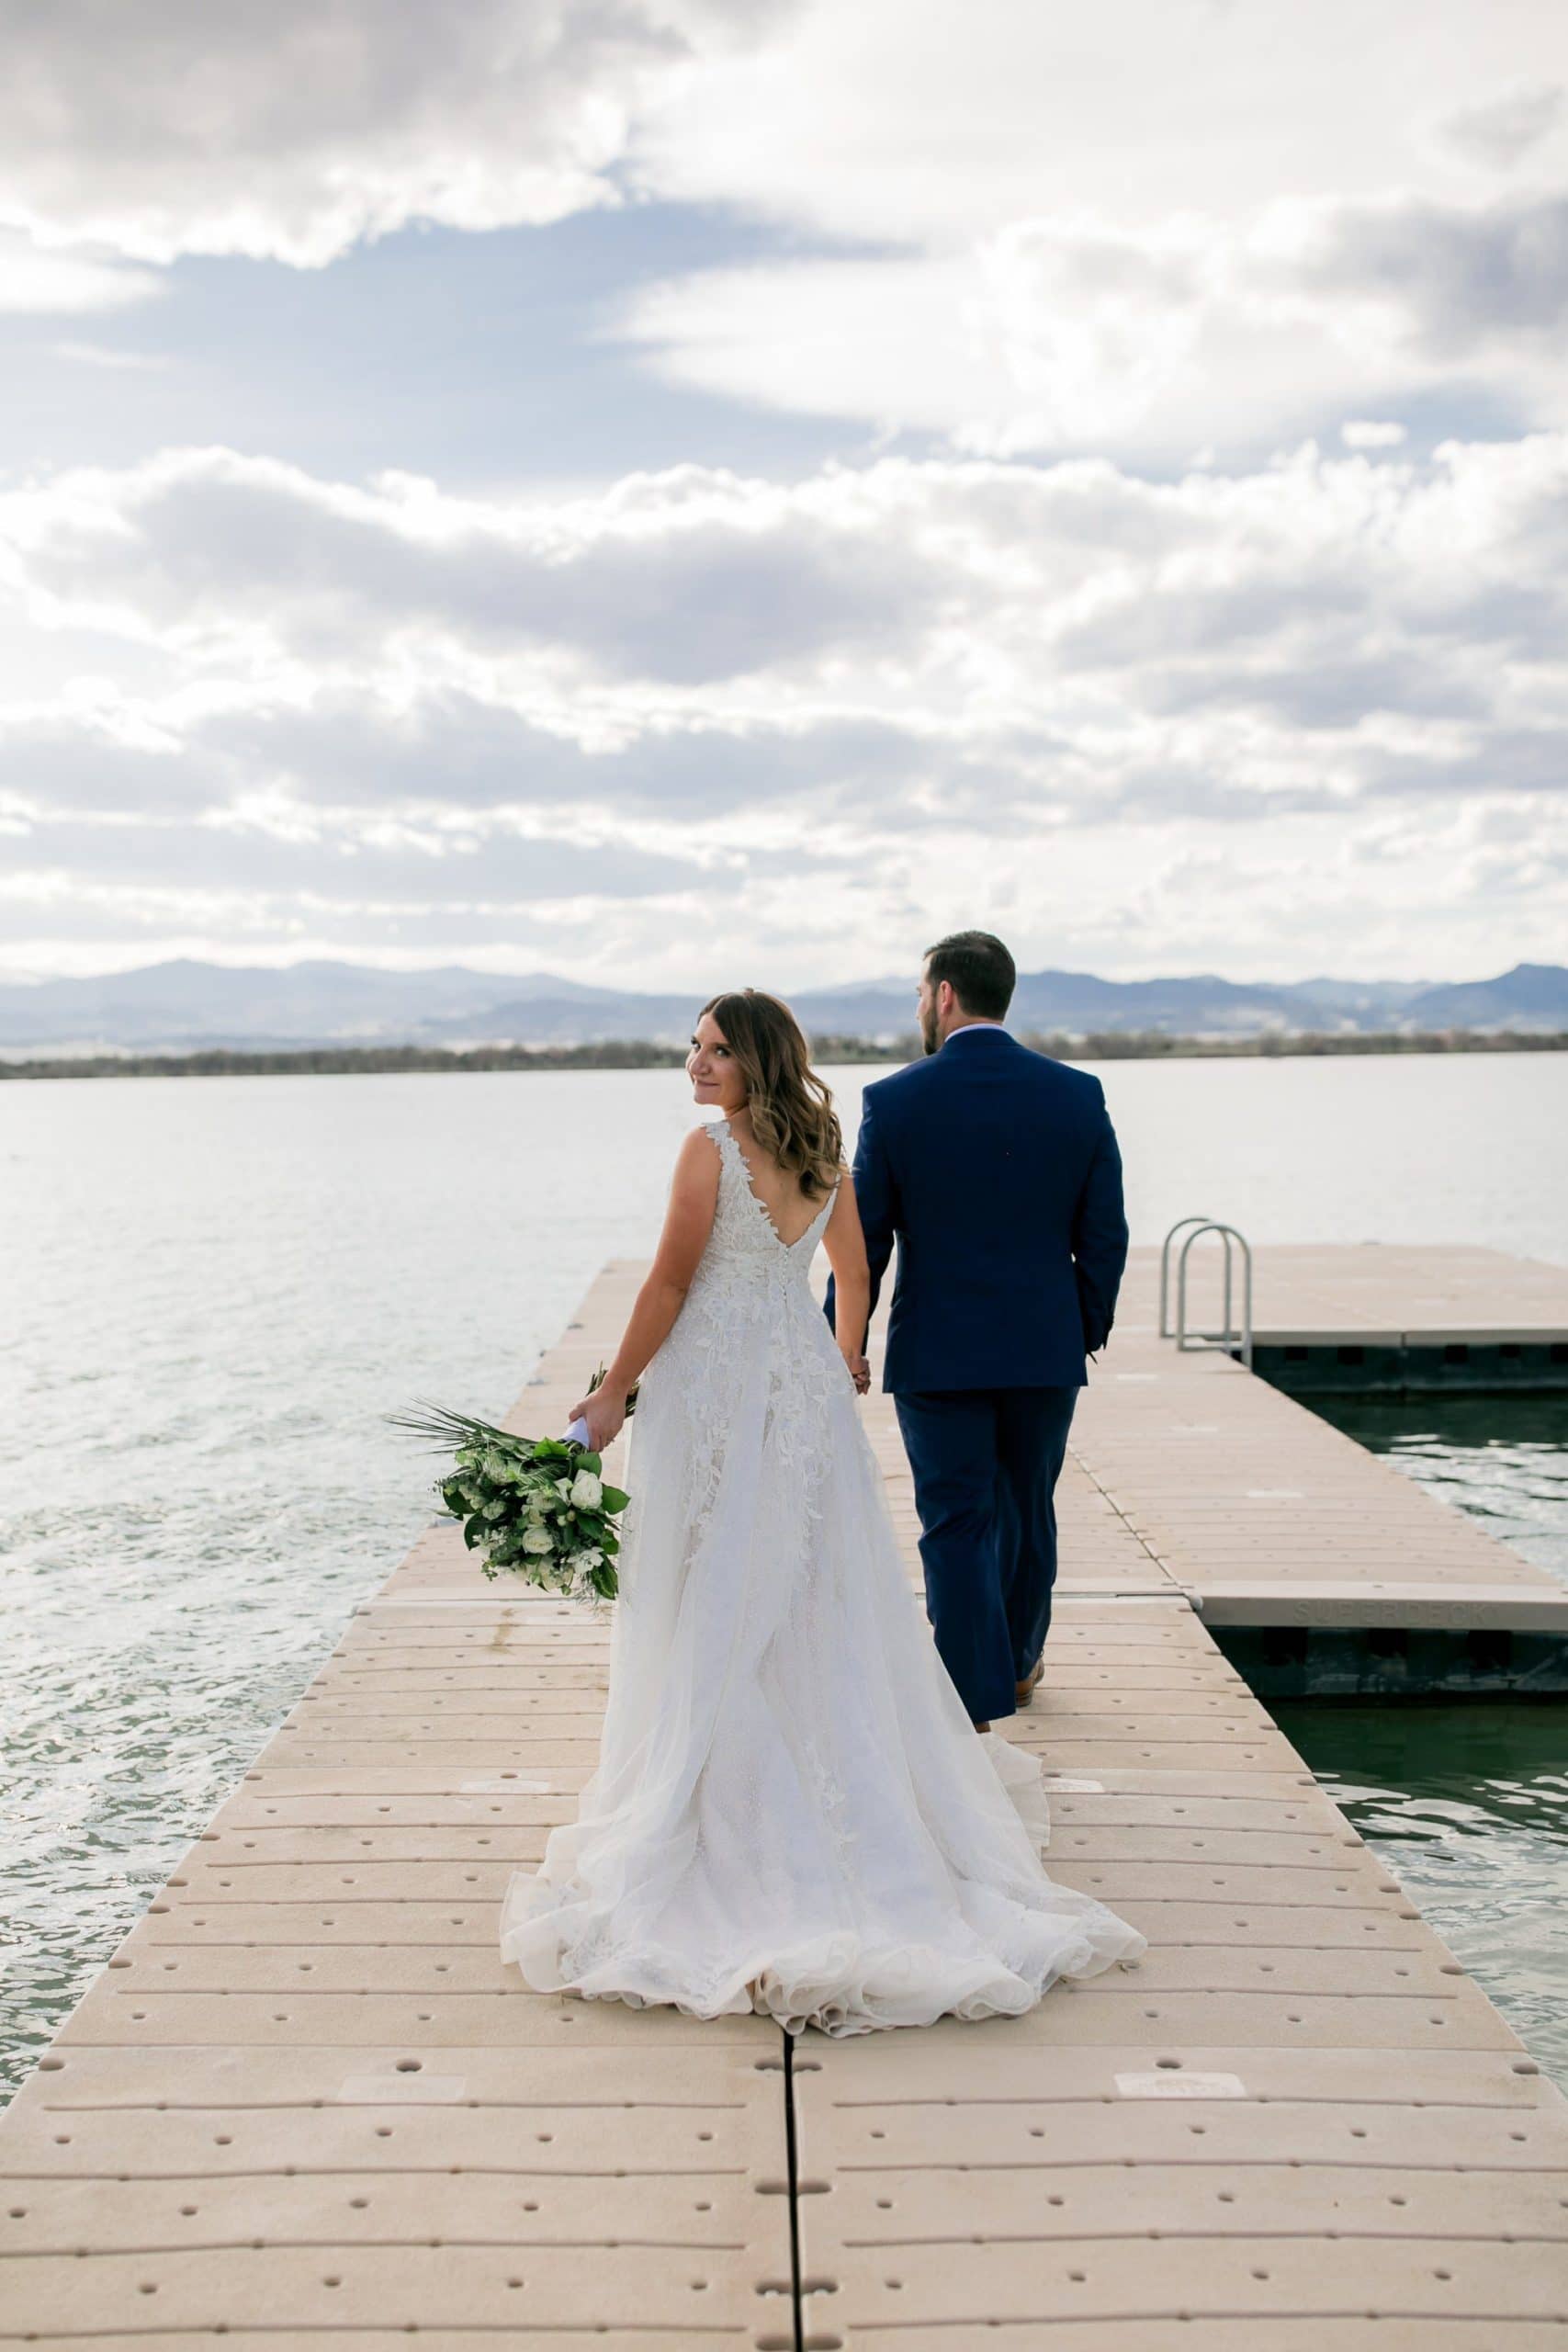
xmin=920 ymin=1008 xmax=940 ymax=1056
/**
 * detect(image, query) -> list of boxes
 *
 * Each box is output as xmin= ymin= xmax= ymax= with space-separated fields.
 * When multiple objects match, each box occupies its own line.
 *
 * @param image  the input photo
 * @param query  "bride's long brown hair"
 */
xmin=700 ymin=989 xmax=844 ymax=1202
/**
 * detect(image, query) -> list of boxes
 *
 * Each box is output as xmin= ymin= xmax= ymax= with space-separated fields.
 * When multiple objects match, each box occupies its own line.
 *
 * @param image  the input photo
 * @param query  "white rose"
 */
xmin=570 ymin=1469 xmax=604 ymax=1510
xmin=521 ymin=1527 xmax=554 ymax=1554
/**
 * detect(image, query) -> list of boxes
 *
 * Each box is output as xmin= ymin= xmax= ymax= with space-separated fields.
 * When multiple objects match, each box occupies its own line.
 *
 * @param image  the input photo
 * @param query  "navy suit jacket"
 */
xmin=825 ymin=1026 xmax=1129 ymax=1393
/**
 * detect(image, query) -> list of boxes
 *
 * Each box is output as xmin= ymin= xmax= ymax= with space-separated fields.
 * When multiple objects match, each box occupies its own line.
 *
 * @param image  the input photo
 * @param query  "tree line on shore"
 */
xmin=2 ymin=1028 xmax=1564 ymax=1080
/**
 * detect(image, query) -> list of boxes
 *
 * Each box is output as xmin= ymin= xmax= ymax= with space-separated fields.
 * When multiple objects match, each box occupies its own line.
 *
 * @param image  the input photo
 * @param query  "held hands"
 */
xmin=840 ymin=1347 xmax=871 ymax=1396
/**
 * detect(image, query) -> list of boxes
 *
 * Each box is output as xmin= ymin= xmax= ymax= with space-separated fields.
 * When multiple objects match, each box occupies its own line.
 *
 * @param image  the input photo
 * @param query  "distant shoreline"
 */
xmin=3 ymin=1029 xmax=1566 ymax=1079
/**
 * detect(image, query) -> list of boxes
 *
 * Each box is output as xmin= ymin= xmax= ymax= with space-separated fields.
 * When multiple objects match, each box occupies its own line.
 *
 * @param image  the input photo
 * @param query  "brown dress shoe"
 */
xmin=1015 ymin=1657 xmax=1043 ymax=1704
xmin=972 ymin=1718 xmax=991 ymax=1734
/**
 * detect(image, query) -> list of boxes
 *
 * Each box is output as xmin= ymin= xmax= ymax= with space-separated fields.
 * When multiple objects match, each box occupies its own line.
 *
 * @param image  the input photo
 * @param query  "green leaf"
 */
xmin=600 ymin=1486 xmax=630 ymax=1512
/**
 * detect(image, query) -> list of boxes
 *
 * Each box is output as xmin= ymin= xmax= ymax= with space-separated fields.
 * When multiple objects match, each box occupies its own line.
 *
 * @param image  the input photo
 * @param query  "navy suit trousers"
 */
xmin=893 ymin=1385 xmax=1079 ymax=1725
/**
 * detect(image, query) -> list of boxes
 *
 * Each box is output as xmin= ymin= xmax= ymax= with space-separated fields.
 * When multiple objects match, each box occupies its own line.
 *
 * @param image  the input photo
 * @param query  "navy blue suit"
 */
xmin=825 ymin=1025 xmax=1129 ymax=1722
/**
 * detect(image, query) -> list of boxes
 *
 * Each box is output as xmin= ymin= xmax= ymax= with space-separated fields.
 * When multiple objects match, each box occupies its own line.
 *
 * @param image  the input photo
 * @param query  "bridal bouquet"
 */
xmin=390 ymin=1369 xmax=632 ymax=1604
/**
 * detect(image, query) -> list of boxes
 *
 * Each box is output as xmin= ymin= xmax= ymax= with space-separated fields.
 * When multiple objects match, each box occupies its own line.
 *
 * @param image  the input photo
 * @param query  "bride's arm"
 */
xmin=822 ymin=1171 xmax=873 ymax=1395
xmin=566 ymin=1125 xmax=721 ymax=1449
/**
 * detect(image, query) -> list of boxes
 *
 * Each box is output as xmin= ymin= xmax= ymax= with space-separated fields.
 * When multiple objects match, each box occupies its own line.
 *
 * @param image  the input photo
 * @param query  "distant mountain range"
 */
xmin=0 ymin=958 xmax=1564 ymax=1056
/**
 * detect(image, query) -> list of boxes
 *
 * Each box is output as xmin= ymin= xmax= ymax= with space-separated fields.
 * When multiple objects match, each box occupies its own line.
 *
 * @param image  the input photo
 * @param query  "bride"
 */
xmin=498 ymin=989 xmax=1145 ymax=2036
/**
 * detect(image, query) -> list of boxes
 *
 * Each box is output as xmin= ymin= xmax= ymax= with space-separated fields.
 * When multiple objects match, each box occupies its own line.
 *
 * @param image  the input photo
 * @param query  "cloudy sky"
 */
xmin=2 ymin=0 xmax=1565 ymax=989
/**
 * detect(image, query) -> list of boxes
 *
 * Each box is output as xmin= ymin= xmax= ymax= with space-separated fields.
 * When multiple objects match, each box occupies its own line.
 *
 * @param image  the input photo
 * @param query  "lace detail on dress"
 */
xmin=650 ymin=1121 xmax=840 ymax=1585
xmin=498 ymin=1115 xmax=1146 ymax=2036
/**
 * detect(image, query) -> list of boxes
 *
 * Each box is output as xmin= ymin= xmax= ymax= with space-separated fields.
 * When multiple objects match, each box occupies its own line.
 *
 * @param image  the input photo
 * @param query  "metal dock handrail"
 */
xmin=1158 ymin=1215 xmax=1214 ymax=1336
xmin=1163 ymin=1214 xmax=1254 ymax=1368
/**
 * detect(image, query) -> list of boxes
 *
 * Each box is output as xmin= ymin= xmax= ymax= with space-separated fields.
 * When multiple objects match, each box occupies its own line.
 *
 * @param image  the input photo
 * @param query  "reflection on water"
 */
xmin=1275 ymin=1700 xmax=1568 ymax=2093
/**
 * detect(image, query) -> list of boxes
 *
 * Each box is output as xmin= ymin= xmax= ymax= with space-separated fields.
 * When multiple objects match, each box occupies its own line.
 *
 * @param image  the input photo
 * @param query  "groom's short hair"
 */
xmin=924 ymin=930 xmax=1016 ymax=1020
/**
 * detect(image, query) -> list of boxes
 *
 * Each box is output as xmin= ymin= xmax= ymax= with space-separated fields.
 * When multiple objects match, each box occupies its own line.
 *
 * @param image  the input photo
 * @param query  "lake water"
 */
xmin=1280 ymin=1388 xmax=1568 ymax=2091
xmin=3 ymin=1051 xmax=1566 ymax=2099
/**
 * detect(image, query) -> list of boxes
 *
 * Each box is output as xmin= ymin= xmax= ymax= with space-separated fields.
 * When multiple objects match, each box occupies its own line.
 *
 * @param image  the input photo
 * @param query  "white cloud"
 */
xmin=619 ymin=187 xmax=1568 ymax=460
xmin=633 ymin=0 xmax=1568 ymax=242
xmin=0 ymin=435 xmax=1563 ymax=983
xmin=1438 ymin=83 xmax=1564 ymax=173
xmin=52 ymin=340 xmax=171 ymax=370
xmin=604 ymin=0 xmax=1568 ymax=458
xmin=6 ymin=434 xmax=1566 ymax=739
xmin=1290 ymin=188 xmax=1568 ymax=359
xmin=0 ymin=448 xmax=950 ymax=684
xmin=0 ymin=0 xmax=794 ymax=268
xmin=0 ymin=228 xmax=163 ymax=314
xmin=619 ymin=235 xmax=1268 ymax=458
xmin=1342 ymin=421 xmax=1407 ymax=448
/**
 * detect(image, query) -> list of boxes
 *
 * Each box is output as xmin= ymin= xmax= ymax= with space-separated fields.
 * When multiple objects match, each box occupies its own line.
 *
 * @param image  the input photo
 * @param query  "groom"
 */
xmin=826 ymin=931 xmax=1129 ymax=1731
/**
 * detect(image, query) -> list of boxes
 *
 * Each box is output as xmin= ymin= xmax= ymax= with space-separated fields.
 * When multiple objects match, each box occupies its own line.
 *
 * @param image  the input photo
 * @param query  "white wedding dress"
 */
xmin=499 ymin=1119 xmax=1146 ymax=2035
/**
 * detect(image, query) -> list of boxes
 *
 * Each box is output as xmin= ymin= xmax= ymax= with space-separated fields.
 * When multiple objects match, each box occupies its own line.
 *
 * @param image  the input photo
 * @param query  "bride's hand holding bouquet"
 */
xmin=567 ymin=1371 xmax=634 ymax=1451
xmin=390 ymin=1365 xmax=635 ymax=1605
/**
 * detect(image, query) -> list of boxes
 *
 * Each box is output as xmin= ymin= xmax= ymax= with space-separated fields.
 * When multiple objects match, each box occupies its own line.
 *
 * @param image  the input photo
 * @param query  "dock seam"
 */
xmin=782 ymin=2025 xmax=807 ymax=2352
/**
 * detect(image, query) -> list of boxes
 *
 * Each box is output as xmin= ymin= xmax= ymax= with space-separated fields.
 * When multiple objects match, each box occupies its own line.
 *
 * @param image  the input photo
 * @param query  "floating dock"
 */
xmin=1076 ymin=1243 xmax=1568 ymax=1692
xmin=4 ymin=1246 xmax=1568 ymax=2346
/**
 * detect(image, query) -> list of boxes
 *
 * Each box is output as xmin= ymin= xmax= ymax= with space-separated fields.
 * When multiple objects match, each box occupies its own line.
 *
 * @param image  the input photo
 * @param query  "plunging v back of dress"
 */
xmin=498 ymin=1117 xmax=1145 ymax=2035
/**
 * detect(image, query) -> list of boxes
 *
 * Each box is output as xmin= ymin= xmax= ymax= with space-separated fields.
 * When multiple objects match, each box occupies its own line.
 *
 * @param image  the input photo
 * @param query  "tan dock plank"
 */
xmin=794 ymin=2239 xmax=1568 ymax=2329
xmin=806 ymin=2332 xmax=1568 ymax=2351
xmin=821 ymin=2165 xmax=1568 ymax=2241
xmin=0 ymin=2340 xmax=779 ymax=2352
xmin=1 ymin=2245 xmax=779 ymax=2338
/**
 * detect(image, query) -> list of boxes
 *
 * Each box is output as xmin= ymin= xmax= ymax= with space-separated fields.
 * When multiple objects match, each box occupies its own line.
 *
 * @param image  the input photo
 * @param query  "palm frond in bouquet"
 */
xmin=389 ymin=1367 xmax=631 ymax=1604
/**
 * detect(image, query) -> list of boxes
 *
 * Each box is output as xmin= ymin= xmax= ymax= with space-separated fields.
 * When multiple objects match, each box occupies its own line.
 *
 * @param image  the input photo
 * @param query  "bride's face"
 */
xmin=687 ymin=1012 xmax=748 ymax=1114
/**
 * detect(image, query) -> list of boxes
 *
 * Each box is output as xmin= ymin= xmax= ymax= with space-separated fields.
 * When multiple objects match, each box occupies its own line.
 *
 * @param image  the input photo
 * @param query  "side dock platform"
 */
xmin=1085 ymin=1242 xmax=1568 ymax=1691
xmin=3 ymin=1244 xmax=1566 ymax=2348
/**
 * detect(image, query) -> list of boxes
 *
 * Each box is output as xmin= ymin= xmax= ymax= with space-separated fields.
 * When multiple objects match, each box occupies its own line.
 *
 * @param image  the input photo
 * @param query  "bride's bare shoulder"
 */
xmin=672 ymin=1122 xmax=724 ymax=1190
